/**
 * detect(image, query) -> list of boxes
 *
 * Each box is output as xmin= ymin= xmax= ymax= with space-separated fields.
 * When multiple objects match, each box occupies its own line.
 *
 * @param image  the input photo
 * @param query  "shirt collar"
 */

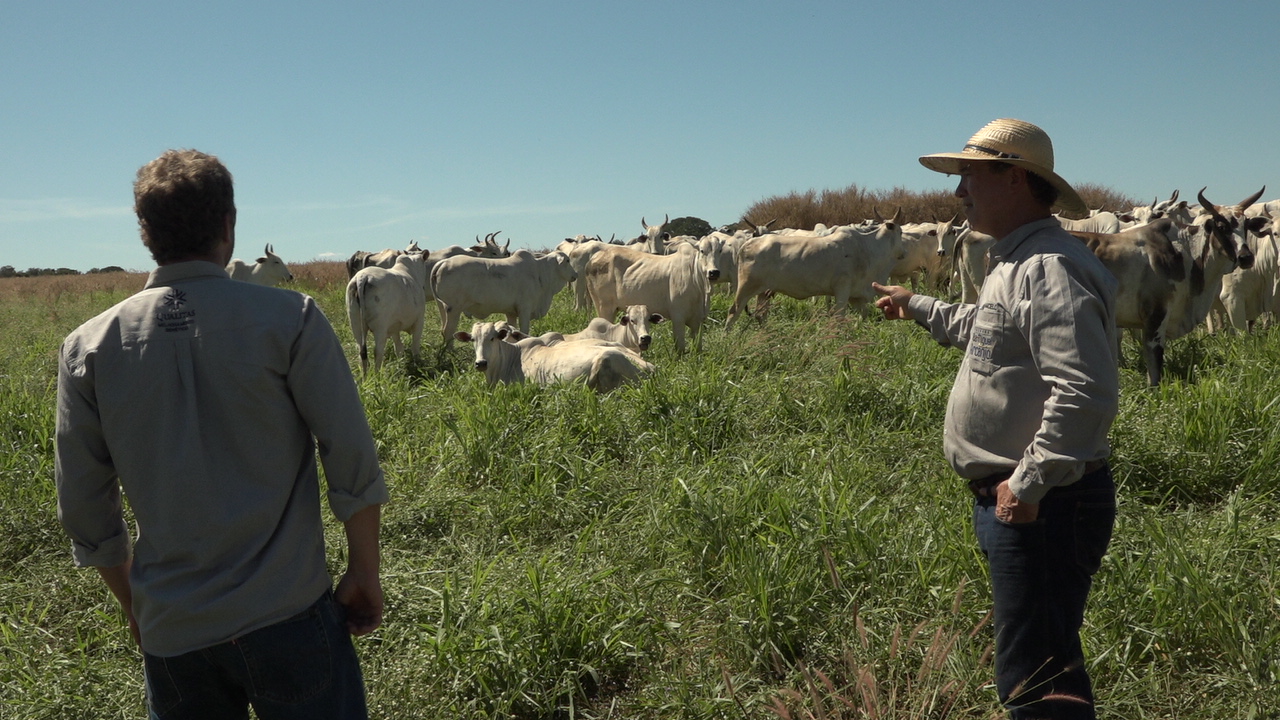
xmin=144 ymin=261 xmax=231 ymax=290
xmin=988 ymin=217 xmax=1060 ymax=263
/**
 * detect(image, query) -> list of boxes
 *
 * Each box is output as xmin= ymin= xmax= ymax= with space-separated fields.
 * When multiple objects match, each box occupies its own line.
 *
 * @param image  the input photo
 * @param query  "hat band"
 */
xmin=964 ymin=144 xmax=1023 ymax=160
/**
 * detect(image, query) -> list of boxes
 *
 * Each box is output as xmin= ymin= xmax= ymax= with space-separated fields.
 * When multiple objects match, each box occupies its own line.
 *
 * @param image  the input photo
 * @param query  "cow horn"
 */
xmin=265 ymin=243 xmax=272 ymax=253
xmin=1169 ymin=189 xmax=1179 ymax=203
xmin=873 ymin=206 xmax=884 ymax=223
xmin=641 ymin=217 xmax=648 ymax=230
xmin=664 ymin=213 xmax=669 ymax=226
xmin=1197 ymin=187 xmax=1220 ymax=217
xmin=1237 ymin=186 xmax=1265 ymax=213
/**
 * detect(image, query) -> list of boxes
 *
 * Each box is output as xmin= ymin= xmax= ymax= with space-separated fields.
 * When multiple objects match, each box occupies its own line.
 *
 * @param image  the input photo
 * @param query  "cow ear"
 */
xmin=1246 ymin=216 xmax=1269 ymax=234
xmin=256 ymin=256 xmax=267 ymax=263
xmin=455 ymin=331 xmax=472 ymax=342
xmin=497 ymin=328 xmax=510 ymax=340
xmin=649 ymin=314 xmax=665 ymax=324
xmin=509 ymin=329 xmax=527 ymax=340
xmin=619 ymin=316 xmax=631 ymax=325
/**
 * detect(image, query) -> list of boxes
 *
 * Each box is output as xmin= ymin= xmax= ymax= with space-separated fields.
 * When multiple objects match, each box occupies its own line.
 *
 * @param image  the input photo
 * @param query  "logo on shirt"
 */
xmin=162 ymin=290 xmax=187 ymax=309
xmin=157 ymin=289 xmax=196 ymax=332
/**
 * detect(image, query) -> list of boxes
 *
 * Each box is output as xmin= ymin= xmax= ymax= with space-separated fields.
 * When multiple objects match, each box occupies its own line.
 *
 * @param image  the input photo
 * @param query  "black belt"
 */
xmin=967 ymin=458 xmax=1108 ymax=497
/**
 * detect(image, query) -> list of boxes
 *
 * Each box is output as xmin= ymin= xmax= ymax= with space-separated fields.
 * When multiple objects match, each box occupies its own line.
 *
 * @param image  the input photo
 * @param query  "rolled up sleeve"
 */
xmin=286 ymin=299 xmax=388 ymax=522
xmin=55 ymin=342 xmax=132 ymax=568
xmin=1008 ymin=256 xmax=1119 ymax=503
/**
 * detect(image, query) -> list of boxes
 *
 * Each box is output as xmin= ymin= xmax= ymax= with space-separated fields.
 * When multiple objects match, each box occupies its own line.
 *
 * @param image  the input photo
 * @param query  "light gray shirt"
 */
xmin=907 ymin=218 xmax=1119 ymax=504
xmin=56 ymin=261 xmax=387 ymax=656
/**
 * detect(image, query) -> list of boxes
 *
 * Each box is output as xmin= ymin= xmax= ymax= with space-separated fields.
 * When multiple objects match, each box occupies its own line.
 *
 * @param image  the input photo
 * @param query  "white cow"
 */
xmin=892 ymin=219 xmax=958 ymax=291
xmin=952 ymin=224 xmax=998 ymax=303
xmin=725 ymin=210 xmax=904 ymax=329
xmin=558 ymin=304 xmax=665 ymax=353
xmin=345 ymin=252 xmax=430 ymax=373
xmin=555 ymin=237 xmax=611 ymax=311
xmin=636 ymin=215 xmax=671 ymax=255
xmin=456 ymin=321 xmax=656 ymax=392
xmin=1214 ymin=211 xmax=1278 ymax=333
xmin=1056 ymin=212 xmax=1122 ymax=234
xmin=227 ymin=244 xmax=293 ymax=286
xmin=584 ymin=243 xmax=712 ymax=354
xmin=431 ymin=249 xmax=577 ymax=347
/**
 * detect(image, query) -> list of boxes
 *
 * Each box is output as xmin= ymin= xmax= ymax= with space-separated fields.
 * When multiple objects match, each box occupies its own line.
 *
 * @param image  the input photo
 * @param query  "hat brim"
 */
xmin=919 ymin=152 xmax=1087 ymax=215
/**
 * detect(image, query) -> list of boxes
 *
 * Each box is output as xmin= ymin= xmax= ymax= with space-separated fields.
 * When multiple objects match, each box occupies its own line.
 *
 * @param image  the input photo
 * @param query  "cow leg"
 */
xmin=373 ymin=332 xmax=388 ymax=372
xmin=436 ymin=299 xmax=451 ymax=344
xmin=726 ymin=281 xmax=761 ymax=330
xmin=441 ymin=307 xmax=462 ymax=348
xmin=1143 ymin=308 xmax=1167 ymax=386
xmin=672 ymin=321 xmax=687 ymax=354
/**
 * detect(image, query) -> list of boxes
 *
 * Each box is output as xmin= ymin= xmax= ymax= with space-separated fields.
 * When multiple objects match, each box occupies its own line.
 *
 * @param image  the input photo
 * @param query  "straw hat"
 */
xmin=919 ymin=118 xmax=1086 ymax=214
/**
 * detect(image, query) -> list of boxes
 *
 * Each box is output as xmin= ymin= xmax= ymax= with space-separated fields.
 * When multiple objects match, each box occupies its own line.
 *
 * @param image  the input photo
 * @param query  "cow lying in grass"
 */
xmin=455 ymin=321 xmax=655 ymax=392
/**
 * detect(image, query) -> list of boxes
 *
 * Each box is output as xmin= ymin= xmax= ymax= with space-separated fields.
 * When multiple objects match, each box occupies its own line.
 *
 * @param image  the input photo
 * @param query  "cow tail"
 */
xmin=348 ymin=277 xmax=369 ymax=366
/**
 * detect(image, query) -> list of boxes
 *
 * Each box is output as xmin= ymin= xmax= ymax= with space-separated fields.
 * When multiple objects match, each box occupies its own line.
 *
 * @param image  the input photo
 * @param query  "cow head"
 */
xmin=1195 ymin=187 xmax=1262 ymax=271
xmin=934 ymin=215 xmax=960 ymax=258
xmin=695 ymin=234 xmax=727 ymax=283
xmin=255 ymin=243 xmax=294 ymax=284
xmin=619 ymin=304 xmax=664 ymax=352
xmin=456 ymin=321 xmax=520 ymax=376
xmin=640 ymin=214 xmax=671 ymax=254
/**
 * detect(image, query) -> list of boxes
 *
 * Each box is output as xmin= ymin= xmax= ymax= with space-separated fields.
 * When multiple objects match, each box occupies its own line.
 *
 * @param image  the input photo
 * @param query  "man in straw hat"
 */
xmin=874 ymin=119 xmax=1119 ymax=719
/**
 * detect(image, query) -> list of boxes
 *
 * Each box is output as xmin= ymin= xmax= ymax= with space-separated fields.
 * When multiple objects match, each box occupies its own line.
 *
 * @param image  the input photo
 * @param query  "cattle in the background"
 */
xmin=431 ymin=249 xmax=576 ymax=347
xmin=629 ymin=215 xmax=671 ymax=255
xmin=345 ymin=251 xmax=430 ymax=373
xmin=942 ymin=223 xmax=997 ymax=303
xmin=556 ymin=237 xmax=611 ymax=311
xmin=584 ymin=243 xmax=711 ymax=354
xmin=892 ymin=217 xmax=958 ymax=291
xmin=346 ymin=240 xmax=422 ymax=279
xmin=725 ymin=210 xmax=904 ymax=329
xmin=456 ymin=321 xmax=655 ymax=392
xmin=1071 ymin=187 xmax=1261 ymax=384
xmin=227 ymin=244 xmax=294 ymax=286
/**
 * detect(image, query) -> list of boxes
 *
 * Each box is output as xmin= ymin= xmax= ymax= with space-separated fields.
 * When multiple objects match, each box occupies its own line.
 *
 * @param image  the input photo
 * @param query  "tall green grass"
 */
xmin=3 ymin=265 xmax=1279 ymax=719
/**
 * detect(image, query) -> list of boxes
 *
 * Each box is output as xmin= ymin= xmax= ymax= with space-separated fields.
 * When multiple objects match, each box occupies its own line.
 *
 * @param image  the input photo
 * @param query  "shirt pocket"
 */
xmin=967 ymin=303 xmax=1009 ymax=376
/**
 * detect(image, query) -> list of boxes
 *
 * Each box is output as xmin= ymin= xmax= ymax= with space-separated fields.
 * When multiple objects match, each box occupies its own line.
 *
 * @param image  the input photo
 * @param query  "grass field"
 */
xmin=2 ymin=262 xmax=1279 ymax=719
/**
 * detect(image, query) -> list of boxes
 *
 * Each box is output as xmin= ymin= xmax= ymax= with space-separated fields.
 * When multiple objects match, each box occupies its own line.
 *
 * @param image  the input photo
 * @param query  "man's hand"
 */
xmin=339 ymin=504 xmax=383 ymax=636
xmin=994 ymin=480 xmax=1039 ymax=524
xmin=335 ymin=569 xmax=383 ymax=636
xmin=872 ymin=283 xmax=914 ymax=320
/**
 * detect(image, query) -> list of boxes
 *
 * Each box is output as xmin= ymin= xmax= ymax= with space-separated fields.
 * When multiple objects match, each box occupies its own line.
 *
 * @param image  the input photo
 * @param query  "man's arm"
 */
xmin=334 ymin=504 xmax=382 ymax=636
xmin=95 ymin=561 xmax=141 ymax=645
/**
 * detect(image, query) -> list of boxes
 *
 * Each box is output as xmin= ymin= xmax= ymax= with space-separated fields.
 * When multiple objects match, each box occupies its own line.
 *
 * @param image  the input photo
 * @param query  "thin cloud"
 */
xmin=0 ymin=198 xmax=132 ymax=223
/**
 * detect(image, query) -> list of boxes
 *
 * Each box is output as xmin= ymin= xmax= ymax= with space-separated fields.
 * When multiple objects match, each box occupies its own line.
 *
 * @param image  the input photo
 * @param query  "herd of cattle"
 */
xmin=224 ymin=186 xmax=1280 ymax=389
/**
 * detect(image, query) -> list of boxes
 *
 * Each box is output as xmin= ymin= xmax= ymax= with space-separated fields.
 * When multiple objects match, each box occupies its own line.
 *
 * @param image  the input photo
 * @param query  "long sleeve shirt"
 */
xmin=906 ymin=218 xmax=1119 ymax=504
xmin=55 ymin=261 xmax=387 ymax=657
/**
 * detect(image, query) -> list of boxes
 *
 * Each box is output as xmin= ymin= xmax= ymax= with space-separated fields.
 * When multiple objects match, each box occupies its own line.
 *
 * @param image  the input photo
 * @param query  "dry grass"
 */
xmin=0 ymin=272 xmax=147 ymax=304
xmin=742 ymin=182 xmax=1141 ymax=230
xmin=288 ymin=260 xmax=348 ymax=293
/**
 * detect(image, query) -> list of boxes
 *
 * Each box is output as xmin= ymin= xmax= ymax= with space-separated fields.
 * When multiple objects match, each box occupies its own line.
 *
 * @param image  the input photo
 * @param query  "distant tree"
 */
xmin=0 ymin=266 xmax=14 ymax=278
xmin=665 ymin=216 xmax=714 ymax=239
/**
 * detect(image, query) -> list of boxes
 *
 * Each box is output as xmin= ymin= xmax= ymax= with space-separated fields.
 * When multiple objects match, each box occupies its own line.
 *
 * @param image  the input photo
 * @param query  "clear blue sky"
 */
xmin=3 ymin=0 xmax=1277 ymax=272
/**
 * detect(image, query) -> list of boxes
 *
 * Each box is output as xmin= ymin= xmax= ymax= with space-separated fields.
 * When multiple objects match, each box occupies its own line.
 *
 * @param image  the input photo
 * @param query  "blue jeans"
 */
xmin=143 ymin=590 xmax=368 ymax=720
xmin=973 ymin=465 xmax=1115 ymax=720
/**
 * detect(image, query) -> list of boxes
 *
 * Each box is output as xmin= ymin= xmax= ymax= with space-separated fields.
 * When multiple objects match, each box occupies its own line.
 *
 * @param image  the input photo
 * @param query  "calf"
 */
xmin=457 ymin=321 xmax=656 ymax=392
